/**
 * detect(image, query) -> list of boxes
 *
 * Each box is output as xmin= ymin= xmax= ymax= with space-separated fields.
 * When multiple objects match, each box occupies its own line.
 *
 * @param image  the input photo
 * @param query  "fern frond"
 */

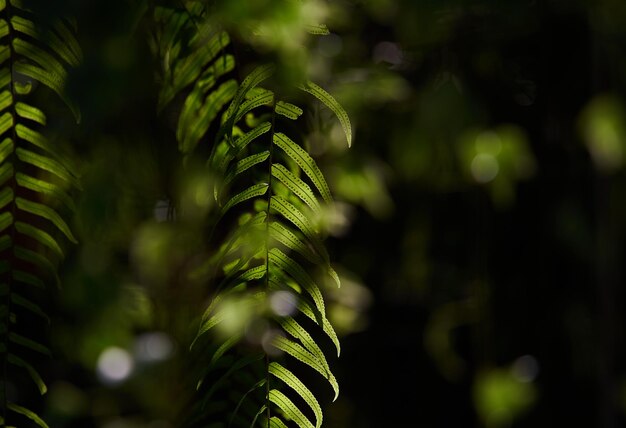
xmin=298 ymin=80 xmax=352 ymax=147
xmin=152 ymin=6 xmax=349 ymax=424
xmin=188 ymin=68 xmax=349 ymax=426
xmin=0 ymin=1 xmax=81 ymax=425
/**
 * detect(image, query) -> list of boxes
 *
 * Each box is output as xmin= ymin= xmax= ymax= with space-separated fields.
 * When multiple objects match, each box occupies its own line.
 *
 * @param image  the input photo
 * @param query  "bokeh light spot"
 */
xmin=270 ymin=291 xmax=298 ymax=317
xmin=134 ymin=332 xmax=174 ymax=363
xmin=97 ymin=347 xmax=134 ymax=385
xmin=471 ymin=153 xmax=499 ymax=183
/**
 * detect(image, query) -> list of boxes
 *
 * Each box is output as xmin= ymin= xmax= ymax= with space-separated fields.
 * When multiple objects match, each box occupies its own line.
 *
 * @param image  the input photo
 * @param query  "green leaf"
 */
xmin=298 ymin=80 xmax=351 ymax=147
xmin=195 ymin=290 xmax=264 ymax=340
xmin=269 ymin=417 xmax=289 ymax=428
xmin=0 ymin=137 xmax=13 ymax=163
xmin=270 ymin=195 xmax=329 ymax=263
xmin=16 ymin=172 xmax=76 ymax=211
xmin=215 ymin=121 xmax=272 ymax=174
xmin=269 ymin=362 xmax=323 ymax=428
xmin=16 ymin=148 xmax=80 ymax=189
xmin=220 ymin=63 xmax=276 ymax=142
xmin=273 ymin=133 xmax=332 ymax=203
xmin=269 ymin=389 xmax=314 ymax=428
xmin=210 ymin=333 xmax=242 ymax=365
xmin=296 ymin=297 xmax=340 ymax=357
xmin=9 ymin=332 xmax=51 ymax=356
xmin=8 ymin=353 xmax=47 ymax=394
xmin=11 ymin=293 xmax=49 ymax=322
xmin=223 ymin=151 xmax=270 ymax=189
xmin=229 ymin=379 xmax=266 ymax=427
xmin=271 ymin=335 xmax=338 ymax=398
xmin=16 ymin=197 xmax=77 ymax=243
xmin=233 ymin=91 xmax=274 ymax=124
xmin=52 ymin=19 xmax=83 ymax=63
xmin=249 ymin=404 xmax=267 ymax=428
xmin=202 ymin=353 xmax=264 ymax=401
xmin=177 ymin=79 xmax=238 ymax=155
xmin=271 ymin=163 xmax=321 ymax=214
xmin=279 ymin=317 xmax=334 ymax=385
xmin=0 ymin=18 xmax=8 ymax=38
xmin=12 ymin=45 xmax=80 ymax=122
xmin=15 ymin=102 xmax=46 ymax=125
xmin=269 ymin=221 xmax=321 ymax=265
xmin=14 ymin=247 xmax=58 ymax=283
xmin=0 ymin=186 xmax=13 ymax=210
xmin=170 ymin=31 xmax=230 ymax=98
xmin=0 ymin=110 xmax=14 ymax=135
xmin=7 ymin=403 xmax=49 ymax=428
xmin=12 ymin=269 xmax=44 ymax=289
xmin=275 ymin=101 xmax=303 ymax=120
xmin=268 ymin=248 xmax=325 ymax=317
xmin=0 ymin=159 xmax=12 ymax=186
xmin=0 ymin=234 xmax=11 ymax=252
xmin=15 ymin=221 xmax=64 ymax=258
xmin=306 ymin=24 xmax=330 ymax=35
xmin=10 ymin=15 xmax=80 ymax=67
xmin=0 ymin=89 xmax=12 ymax=113
xmin=220 ymin=183 xmax=268 ymax=217
xmin=0 ymin=211 xmax=13 ymax=233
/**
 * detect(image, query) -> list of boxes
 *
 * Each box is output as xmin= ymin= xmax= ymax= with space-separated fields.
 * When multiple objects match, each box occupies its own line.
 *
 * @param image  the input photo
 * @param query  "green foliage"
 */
xmin=150 ymin=2 xmax=349 ymax=426
xmin=0 ymin=0 xmax=80 ymax=425
xmin=0 ymin=0 xmax=350 ymax=426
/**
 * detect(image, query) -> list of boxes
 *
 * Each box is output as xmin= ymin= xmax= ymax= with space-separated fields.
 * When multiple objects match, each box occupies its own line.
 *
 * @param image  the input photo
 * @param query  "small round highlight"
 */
xmin=269 ymin=291 xmax=298 ymax=317
xmin=96 ymin=347 xmax=134 ymax=385
xmin=134 ymin=332 xmax=174 ymax=363
xmin=471 ymin=153 xmax=499 ymax=183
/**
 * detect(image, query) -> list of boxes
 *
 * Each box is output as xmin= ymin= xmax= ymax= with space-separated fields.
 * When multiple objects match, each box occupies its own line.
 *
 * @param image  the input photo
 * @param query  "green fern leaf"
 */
xmin=220 ymin=63 xmax=275 ymax=142
xmin=270 ymin=196 xmax=328 ymax=262
xmin=7 ymin=403 xmax=49 ymax=428
xmin=298 ymin=80 xmax=351 ymax=147
xmin=275 ymin=101 xmax=303 ymax=120
xmin=15 ymin=197 xmax=76 ymax=243
xmin=233 ymin=91 xmax=274 ymax=125
xmin=273 ymin=133 xmax=332 ymax=203
xmin=220 ymin=183 xmax=269 ymax=216
xmin=171 ymin=31 xmax=230 ymax=99
xmin=249 ymin=404 xmax=267 ymax=428
xmin=269 ymin=221 xmax=321 ymax=265
xmin=16 ymin=173 xmax=76 ymax=211
xmin=7 ymin=353 xmax=46 ymax=394
xmin=9 ymin=332 xmax=51 ymax=356
xmin=10 ymin=16 xmax=80 ymax=67
xmin=269 ymin=416 xmax=289 ymax=428
xmin=16 ymin=148 xmax=81 ymax=189
xmin=14 ymin=221 xmax=64 ymax=258
xmin=178 ymin=78 xmax=238 ymax=155
xmin=268 ymin=248 xmax=325 ymax=316
xmin=271 ymin=335 xmax=338 ymax=399
xmin=269 ymin=362 xmax=322 ymax=428
xmin=10 ymin=293 xmax=49 ymax=322
xmin=296 ymin=297 xmax=340 ymax=357
xmin=223 ymin=151 xmax=271 ymax=190
xmin=268 ymin=389 xmax=314 ymax=428
xmin=271 ymin=164 xmax=321 ymax=214
xmin=305 ymin=24 xmax=330 ymax=35
xmin=15 ymin=102 xmax=46 ymax=125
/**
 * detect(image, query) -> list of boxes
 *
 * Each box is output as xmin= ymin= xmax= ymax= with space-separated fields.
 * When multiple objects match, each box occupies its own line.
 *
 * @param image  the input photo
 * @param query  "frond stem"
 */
xmin=1 ymin=0 xmax=19 ymax=420
xmin=263 ymin=96 xmax=278 ymax=428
